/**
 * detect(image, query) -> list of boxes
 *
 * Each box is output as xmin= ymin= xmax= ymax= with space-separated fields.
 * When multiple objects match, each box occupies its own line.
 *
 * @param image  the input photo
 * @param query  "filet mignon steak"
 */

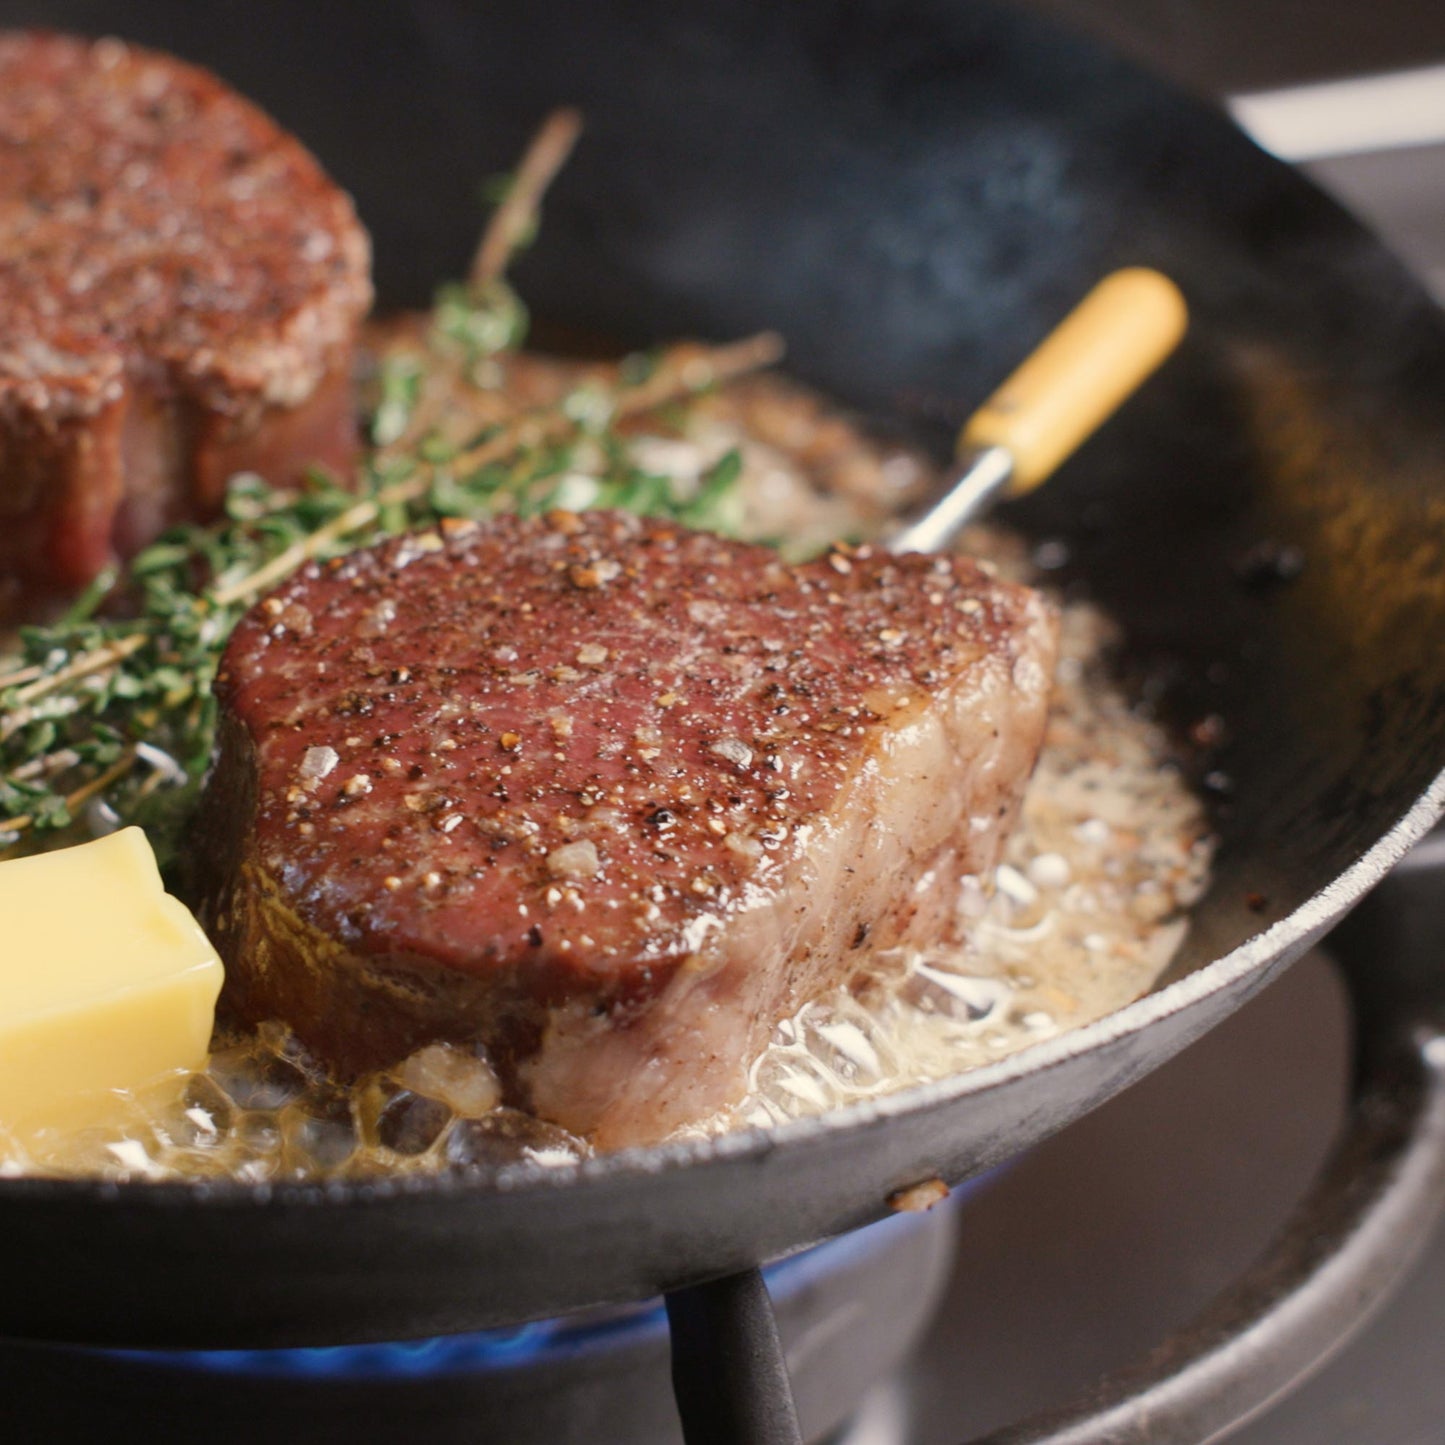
xmin=196 ymin=511 xmax=1058 ymax=1148
xmin=0 ymin=32 xmax=371 ymax=616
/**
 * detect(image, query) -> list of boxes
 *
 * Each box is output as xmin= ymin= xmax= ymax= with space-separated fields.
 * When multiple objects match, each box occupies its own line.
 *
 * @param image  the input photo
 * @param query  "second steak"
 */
xmin=0 ymin=33 xmax=371 ymax=616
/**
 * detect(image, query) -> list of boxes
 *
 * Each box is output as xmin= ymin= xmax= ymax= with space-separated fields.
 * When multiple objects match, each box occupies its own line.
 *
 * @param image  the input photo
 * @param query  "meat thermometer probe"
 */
xmin=889 ymin=267 xmax=1188 ymax=555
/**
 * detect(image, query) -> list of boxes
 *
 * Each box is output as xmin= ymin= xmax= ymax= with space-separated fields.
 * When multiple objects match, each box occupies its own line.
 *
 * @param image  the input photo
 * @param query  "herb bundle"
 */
xmin=0 ymin=111 xmax=782 ymax=860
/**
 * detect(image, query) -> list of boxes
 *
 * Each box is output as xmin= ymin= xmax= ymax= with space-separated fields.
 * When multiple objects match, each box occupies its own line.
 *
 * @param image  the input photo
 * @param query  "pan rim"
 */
xmin=4 ymin=765 xmax=1442 ymax=1211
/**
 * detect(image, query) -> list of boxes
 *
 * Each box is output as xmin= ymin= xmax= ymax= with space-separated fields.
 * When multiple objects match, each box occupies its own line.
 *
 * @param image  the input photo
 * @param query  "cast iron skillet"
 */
xmin=2 ymin=0 xmax=1445 ymax=1382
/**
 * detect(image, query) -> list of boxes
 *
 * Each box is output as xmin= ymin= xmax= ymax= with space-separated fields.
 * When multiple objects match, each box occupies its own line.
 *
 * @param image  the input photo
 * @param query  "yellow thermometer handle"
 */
xmin=960 ymin=267 xmax=1188 ymax=493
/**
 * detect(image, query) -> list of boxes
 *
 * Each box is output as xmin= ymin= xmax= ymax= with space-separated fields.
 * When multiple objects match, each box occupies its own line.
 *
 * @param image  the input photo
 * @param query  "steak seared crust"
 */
xmin=197 ymin=511 xmax=1058 ymax=1148
xmin=0 ymin=32 xmax=372 ymax=614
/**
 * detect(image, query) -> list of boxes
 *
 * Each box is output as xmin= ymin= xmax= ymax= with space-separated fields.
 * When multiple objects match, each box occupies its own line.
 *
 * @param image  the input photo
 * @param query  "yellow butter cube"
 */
xmin=0 ymin=827 xmax=223 ymax=1139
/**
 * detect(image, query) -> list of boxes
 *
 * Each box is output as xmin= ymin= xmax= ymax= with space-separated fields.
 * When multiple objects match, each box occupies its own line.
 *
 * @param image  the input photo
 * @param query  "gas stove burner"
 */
xmin=8 ymin=1193 xmax=964 ymax=1444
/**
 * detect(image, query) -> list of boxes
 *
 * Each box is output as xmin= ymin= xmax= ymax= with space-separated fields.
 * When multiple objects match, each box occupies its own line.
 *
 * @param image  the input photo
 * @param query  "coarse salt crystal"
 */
xmin=297 ymin=746 xmax=339 ymax=788
xmin=546 ymin=840 xmax=600 ymax=880
xmin=709 ymin=737 xmax=754 ymax=769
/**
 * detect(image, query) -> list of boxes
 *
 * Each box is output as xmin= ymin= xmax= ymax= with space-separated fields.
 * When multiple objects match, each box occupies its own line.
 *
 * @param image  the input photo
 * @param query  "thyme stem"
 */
xmin=8 ymin=748 xmax=80 ymax=782
xmin=468 ymin=108 xmax=583 ymax=293
xmin=0 ymin=661 xmax=45 ymax=691
xmin=609 ymin=333 xmax=786 ymax=415
xmin=8 ymin=634 xmax=148 ymax=708
xmin=1 ymin=635 xmax=151 ymax=745
xmin=3 ymin=747 xmax=137 ymax=838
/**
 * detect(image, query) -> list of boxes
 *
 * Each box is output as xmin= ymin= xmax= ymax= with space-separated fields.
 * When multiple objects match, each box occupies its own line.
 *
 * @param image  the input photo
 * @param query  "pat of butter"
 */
xmin=0 ymin=827 xmax=223 ymax=1139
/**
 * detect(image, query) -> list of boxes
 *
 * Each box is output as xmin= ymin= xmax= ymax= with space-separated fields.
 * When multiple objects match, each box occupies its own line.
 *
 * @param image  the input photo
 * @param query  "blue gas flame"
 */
xmin=95 ymin=1198 xmax=961 ymax=1380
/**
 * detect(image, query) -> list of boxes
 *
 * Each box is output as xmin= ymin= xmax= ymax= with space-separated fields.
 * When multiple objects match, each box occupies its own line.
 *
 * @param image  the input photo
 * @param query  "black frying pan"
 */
xmin=3 ymin=0 xmax=1445 ymax=1392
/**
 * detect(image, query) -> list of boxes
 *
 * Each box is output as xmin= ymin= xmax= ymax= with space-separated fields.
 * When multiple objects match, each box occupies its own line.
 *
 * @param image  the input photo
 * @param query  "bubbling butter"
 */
xmin=0 ymin=827 xmax=223 ymax=1142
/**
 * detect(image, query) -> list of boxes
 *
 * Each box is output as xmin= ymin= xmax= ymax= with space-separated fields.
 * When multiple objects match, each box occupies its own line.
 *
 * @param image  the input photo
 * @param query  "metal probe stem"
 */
xmin=887 ymin=444 xmax=1015 ymax=555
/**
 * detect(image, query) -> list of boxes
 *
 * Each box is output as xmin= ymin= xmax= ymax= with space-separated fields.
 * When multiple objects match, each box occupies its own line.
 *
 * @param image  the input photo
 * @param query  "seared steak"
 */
xmin=196 ymin=511 xmax=1058 ymax=1148
xmin=0 ymin=32 xmax=371 ymax=616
